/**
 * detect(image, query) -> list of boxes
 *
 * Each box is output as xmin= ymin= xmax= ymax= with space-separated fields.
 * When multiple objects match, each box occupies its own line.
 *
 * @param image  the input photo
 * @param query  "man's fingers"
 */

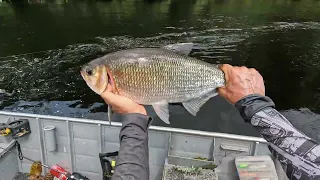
xmin=100 ymin=84 xmax=118 ymax=104
xmin=248 ymin=68 xmax=264 ymax=83
xmin=100 ymin=91 xmax=117 ymax=104
xmin=106 ymin=84 xmax=113 ymax=92
xmin=219 ymin=64 xmax=233 ymax=85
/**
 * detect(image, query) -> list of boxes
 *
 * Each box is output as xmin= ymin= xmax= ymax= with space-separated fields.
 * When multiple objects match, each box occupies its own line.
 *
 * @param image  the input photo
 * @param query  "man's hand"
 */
xmin=218 ymin=64 xmax=265 ymax=105
xmin=100 ymin=84 xmax=147 ymax=115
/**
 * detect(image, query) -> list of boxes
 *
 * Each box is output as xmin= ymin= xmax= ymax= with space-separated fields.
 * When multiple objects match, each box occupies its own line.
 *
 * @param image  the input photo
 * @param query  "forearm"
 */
xmin=236 ymin=95 xmax=320 ymax=179
xmin=112 ymin=114 xmax=152 ymax=180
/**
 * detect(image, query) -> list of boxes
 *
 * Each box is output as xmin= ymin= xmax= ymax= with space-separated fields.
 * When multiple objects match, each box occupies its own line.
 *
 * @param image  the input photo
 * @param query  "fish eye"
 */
xmin=86 ymin=68 xmax=94 ymax=76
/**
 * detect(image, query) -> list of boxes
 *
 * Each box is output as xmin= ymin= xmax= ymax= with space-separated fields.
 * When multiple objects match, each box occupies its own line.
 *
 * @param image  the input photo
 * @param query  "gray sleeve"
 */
xmin=236 ymin=95 xmax=320 ymax=179
xmin=111 ymin=113 xmax=152 ymax=180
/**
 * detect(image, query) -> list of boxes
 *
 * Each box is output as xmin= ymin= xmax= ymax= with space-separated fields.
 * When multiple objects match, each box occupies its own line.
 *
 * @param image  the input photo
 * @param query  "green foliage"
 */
xmin=201 ymin=163 xmax=217 ymax=170
xmin=172 ymin=166 xmax=203 ymax=175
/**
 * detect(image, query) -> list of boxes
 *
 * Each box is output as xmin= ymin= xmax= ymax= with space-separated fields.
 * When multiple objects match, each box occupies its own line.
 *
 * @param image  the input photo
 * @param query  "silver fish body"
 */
xmin=82 ymin=47 xmax=225 ymax=124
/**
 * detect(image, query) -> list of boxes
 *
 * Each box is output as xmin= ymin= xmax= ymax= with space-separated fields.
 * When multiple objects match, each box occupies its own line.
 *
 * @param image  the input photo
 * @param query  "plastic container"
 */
xmin=49 ymin=164 xmax=70 ymax=180
xmin=43 ymin=126 xmax=57 ymax=152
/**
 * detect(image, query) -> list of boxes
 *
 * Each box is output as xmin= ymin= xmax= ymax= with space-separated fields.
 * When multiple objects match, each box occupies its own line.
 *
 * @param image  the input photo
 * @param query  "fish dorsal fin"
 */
xmin=152 ymin=101 xmax=170 ymax=124
xmin=182 ymin=90 xmax=218 ymax=116
xmin=162 ymin=43 xmax=197 ymax=56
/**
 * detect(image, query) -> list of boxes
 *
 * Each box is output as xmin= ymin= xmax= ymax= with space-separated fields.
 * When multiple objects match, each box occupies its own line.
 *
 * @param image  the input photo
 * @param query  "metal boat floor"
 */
xmin=1 ymin=111 xmax=284 ymax=180
xmin=13 ymin=167 xmax=217 ymax=180
xmin=12 ymin=173 xmax=28 ymax=180
xmin=12 ymin=172 xmax=54 ymax=180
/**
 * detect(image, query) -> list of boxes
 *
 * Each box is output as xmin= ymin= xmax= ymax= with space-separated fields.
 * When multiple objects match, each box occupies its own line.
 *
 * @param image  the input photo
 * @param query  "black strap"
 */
xmin=15 ymin=141 xmax=23 ymax=160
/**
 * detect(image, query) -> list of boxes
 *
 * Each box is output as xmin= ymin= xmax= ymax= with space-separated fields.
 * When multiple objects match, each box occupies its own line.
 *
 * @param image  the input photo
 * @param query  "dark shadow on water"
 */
xmin=144 ymin=0 xmax=165 ymax=3
xmin=215 ymin=0 xmax=227 ymax=4
xmin=1 ymin=0 xmax=320 ymax=140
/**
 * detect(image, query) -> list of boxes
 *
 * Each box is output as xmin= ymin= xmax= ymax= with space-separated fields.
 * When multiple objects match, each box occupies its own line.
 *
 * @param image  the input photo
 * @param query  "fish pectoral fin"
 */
xmin=162 ymin=43 xmax=198 ymax=56
xmin=182 ymin=90 xmax=218 ymax=116
xmin=152 ymin=102 xmax=170 ymax=124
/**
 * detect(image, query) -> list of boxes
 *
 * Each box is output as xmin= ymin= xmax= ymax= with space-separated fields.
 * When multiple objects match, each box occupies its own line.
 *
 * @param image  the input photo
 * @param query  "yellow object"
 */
xmin=30 ymin=161 xmax=42 ymax=177
xmin=111 ymin=160 xmax=116 ymax=167
xmin=0 ymin=128 xmax=11 ymax=136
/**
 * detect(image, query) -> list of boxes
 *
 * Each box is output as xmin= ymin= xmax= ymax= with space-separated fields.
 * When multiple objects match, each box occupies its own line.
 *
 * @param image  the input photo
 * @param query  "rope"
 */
xmin=15 ymin=141 xmax=23 ymax=160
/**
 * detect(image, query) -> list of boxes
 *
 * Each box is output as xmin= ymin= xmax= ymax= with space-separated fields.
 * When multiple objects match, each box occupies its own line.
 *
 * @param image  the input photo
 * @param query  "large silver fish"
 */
xmin=81 ymin=44 xmax=225 ymax=124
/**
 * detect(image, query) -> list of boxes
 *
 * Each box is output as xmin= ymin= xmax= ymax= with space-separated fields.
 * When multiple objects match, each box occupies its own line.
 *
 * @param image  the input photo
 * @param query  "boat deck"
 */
xmin=12 ymin=173 xmax=28 ymax=180
xmin=0 ymin=111 xmax=287 ymax=180
xmin=11 ymin=166 xmax=218 ymax=180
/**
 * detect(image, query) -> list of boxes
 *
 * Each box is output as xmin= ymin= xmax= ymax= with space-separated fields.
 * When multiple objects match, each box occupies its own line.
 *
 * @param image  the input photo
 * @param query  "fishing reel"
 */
xmin=67 ymin=172 xmax=89 ymax=180
xmin=99 ymin=151 xmax=119 ymax=180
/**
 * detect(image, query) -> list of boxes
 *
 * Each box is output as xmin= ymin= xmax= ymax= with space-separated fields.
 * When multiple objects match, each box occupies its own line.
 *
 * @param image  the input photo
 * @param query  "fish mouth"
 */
xmin=80 ymin=70 xmax=89 ymax=83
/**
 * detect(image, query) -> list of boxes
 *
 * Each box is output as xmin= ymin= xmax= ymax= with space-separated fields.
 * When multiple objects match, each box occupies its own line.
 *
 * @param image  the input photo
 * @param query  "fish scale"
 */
xmin=81 ymin=45 xmax=225 ymax=124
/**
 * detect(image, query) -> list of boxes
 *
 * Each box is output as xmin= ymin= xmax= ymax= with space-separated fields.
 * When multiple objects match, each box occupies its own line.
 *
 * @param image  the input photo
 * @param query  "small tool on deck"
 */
xmin=0 ymin=119 xmax=31 ymax=138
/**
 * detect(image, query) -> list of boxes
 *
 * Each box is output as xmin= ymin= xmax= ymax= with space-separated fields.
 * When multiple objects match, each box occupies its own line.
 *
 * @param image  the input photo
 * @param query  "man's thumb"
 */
xmin=219 ymin=64 xmax=232 ymax=85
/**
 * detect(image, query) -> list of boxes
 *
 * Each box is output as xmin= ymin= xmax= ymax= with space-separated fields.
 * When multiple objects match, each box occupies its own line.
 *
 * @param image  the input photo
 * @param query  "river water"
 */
xmin=1 ymin=0 xmax=320 ymax=140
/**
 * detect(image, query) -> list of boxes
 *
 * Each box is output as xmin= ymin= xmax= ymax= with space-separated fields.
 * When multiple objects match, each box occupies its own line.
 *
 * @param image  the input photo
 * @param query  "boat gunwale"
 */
xmin=0 ymin=111 xmax=267 ymax=143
